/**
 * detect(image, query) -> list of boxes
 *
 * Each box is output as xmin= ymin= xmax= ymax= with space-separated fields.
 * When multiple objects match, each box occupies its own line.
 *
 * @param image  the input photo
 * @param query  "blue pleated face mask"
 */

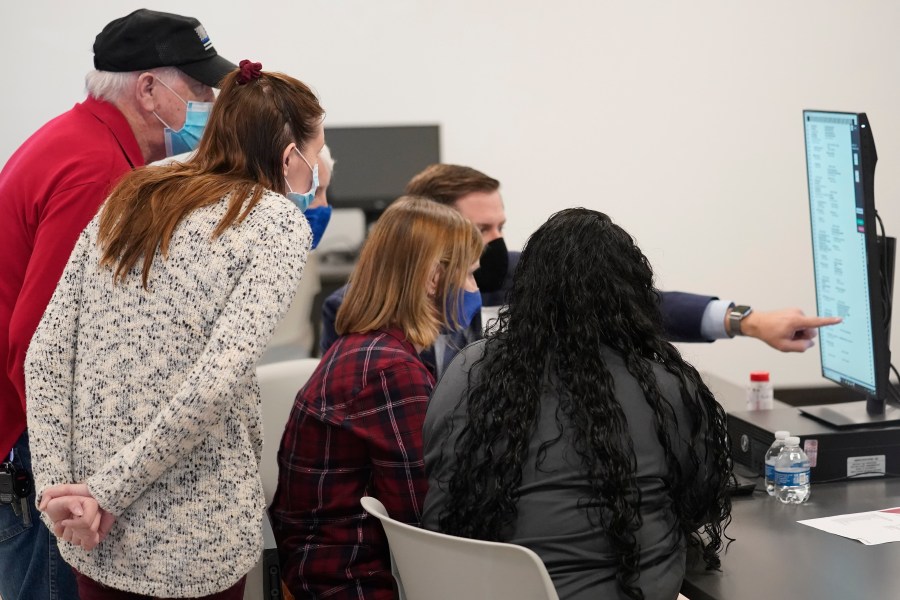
xmin=285 ymin=148 xmax=319 ymax=212
xmin=447 ymin=289 xmax=482 ymax=330
xmin=152 ymin=79 xmax=212 ymax=157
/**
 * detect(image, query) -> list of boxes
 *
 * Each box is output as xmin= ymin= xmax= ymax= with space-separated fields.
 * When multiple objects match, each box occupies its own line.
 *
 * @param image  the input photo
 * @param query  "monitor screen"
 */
xmin=324 ymin=125 xmax=441 ymax=214
xmin=804 ymin=111 xmax=880 ymax=396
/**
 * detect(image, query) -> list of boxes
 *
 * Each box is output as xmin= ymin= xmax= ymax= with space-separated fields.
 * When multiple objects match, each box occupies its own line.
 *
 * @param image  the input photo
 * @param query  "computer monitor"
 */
xmin=324 ymin=125 xmax=441 ymax=223
xmin=799 ymin=110 xmax=898 ymax=428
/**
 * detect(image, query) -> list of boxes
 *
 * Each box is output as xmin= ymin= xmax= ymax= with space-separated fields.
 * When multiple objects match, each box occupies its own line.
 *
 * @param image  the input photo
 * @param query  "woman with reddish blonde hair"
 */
xmin=271 ymin=196 xmax=483 ymax=600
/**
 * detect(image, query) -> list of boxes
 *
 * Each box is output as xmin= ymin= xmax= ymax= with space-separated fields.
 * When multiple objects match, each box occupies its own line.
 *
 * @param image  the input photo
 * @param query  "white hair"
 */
xmin=84 ymin=66 xmax=185 ymax=103
xmin=318 ymin=143 xmax=335 ymax=175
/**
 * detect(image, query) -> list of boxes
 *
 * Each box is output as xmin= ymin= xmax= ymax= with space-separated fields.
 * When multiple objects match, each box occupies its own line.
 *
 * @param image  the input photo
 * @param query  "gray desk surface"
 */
xmin=683 ymin=477 xmax=900 ymax=600
xmin=683 ymin=374 xmax=900 ymax=600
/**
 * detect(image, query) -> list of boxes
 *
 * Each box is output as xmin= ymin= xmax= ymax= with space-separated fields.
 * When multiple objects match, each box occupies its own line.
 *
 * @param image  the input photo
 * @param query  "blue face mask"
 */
xmin=285 ymin=148 xmax=319 ymax=211
xmin=448 ymin=289 xmax=482 ymax=330
xmin=303 ymin=205 xmax=332 ymax=250
xmin=153 ymin=79 xmax=212 ymax=157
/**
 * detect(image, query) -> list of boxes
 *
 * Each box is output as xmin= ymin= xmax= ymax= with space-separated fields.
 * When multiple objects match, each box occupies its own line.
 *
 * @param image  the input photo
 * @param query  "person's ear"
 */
xmin=135 ymin=72 xmax=158 ymax=112
xmin=282 ymin=143 xmax=297 ymax=178
xmin=427 ymin=263 xmax=443 ymax=297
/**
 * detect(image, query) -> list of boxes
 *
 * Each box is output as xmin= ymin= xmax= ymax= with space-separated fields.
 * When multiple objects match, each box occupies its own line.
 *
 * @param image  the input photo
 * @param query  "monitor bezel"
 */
xmin=802 ymin=109 xmax=895 ymax=426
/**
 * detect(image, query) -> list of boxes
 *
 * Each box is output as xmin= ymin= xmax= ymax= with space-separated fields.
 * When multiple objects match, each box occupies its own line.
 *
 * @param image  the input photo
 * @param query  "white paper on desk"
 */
xmin=798 ymin=507 xmax=900 ymax=545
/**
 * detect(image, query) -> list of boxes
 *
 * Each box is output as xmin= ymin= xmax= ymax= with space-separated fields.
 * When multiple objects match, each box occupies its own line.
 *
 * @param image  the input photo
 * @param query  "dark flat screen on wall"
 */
xmin=324 ymin=125 xmax=441 ymax=214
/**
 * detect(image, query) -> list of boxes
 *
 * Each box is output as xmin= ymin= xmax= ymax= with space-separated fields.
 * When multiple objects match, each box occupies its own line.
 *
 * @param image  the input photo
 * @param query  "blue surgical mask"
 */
xmin=153 ymin=79 xmax=212 ymax=156
xmin=285 ymin=148 xmax=319 ymax=211
xmin=448 ymin=289 xmax=482 ymax=330
xmin=304 ymin=205 xmax=332 ymax=250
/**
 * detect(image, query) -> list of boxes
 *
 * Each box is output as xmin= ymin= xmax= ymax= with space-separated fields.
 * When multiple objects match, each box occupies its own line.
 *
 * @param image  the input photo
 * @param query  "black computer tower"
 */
xmin=728 ymin=407 xmax=900 ymax=482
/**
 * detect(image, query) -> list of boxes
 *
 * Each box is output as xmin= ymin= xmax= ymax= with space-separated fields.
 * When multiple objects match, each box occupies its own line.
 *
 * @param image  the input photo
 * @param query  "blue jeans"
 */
xmin=0 ymin=430 xmax=79 ymax=600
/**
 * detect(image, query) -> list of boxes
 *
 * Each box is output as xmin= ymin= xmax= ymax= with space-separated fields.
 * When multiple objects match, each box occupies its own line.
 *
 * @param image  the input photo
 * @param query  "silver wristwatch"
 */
xmin=728 ymin=305 xmax=753 ymax=337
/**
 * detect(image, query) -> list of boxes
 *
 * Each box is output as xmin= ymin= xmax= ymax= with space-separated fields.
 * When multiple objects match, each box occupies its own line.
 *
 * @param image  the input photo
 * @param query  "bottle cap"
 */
xmin=750 ymin=371 xmax=770 ymax=382
xmin=774 ymin=430 xmax=790 ymax=439
xmin=785 ymin=436 xmax=801 ymax=446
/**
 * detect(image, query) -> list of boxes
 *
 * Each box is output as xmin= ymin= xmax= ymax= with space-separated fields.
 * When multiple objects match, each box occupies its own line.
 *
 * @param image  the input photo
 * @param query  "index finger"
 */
xmin=44 ymin=496 xmax=87 ymax=520
xmin=39 ymin=483 xmax=91 ymax=511
xmin=799 ymin=315 xmax=843 ymax=328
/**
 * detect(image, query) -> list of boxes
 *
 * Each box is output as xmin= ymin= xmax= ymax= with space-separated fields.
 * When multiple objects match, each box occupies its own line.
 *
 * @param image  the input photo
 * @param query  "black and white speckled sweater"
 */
xmin=25 ymin=189 xmax=310 ymax=597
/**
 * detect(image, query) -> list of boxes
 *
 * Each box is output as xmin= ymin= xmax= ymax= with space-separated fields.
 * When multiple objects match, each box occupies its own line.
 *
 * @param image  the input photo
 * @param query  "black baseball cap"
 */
xmin=93 ymin=9 xmax=238 ymax=88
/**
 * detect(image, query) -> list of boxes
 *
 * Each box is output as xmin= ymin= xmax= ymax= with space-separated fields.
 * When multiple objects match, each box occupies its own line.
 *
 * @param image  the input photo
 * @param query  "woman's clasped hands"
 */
xmin=38 ymin=483 xmax=116 ymax=552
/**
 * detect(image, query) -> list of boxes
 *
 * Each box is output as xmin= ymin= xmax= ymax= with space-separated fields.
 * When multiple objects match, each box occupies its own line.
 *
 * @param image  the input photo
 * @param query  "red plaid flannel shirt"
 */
xmin=271 ymin=328 xmax=434 ymax=600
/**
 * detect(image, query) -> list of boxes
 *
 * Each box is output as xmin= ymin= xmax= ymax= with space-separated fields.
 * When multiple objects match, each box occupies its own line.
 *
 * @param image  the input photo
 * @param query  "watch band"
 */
xmin=728 ymin=305 xmax=753 ymax=337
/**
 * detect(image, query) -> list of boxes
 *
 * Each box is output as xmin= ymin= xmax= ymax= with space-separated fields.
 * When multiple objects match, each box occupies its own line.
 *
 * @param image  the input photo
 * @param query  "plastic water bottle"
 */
xmin=774 ymin=436 xmax=811 ymax=504
xmin=764 ymin=430 xmax=791 ymax=496
xmin=746 ymin=371 xmax=774 ymax=410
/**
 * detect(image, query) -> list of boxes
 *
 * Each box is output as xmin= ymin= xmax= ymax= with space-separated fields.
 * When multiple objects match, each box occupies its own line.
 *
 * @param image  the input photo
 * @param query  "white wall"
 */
xmin=5 ymin=1 xmax=900 ymax=388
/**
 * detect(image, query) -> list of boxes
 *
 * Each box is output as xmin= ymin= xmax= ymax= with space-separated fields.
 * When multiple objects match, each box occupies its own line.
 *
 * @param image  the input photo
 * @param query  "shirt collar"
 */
xmin=80 ymin=96 xmax=145 ymax=168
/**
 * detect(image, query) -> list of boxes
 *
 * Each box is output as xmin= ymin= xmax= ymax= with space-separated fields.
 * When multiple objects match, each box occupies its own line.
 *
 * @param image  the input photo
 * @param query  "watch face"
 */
xmin=733 ymin=305 xmax=752 ymax=318
xmin=729 ymin=305 xmax=752 ymax=336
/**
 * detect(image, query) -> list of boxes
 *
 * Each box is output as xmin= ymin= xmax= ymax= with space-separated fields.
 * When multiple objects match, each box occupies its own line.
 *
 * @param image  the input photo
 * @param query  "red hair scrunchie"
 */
xmin=236 ymin=59 xmax=263 ymax=85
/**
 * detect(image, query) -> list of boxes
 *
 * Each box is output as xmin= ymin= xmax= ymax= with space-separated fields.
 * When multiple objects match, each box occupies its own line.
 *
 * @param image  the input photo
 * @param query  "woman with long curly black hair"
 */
xmin=422 ymin=208 xmax=732 ymax=600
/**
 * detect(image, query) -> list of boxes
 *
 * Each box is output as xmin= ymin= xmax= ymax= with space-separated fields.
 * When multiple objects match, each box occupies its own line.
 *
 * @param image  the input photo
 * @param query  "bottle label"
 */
xmin=747 ymin=381 xmax=774 ymax=410
xmin=765 ymin=463 xmax=775 ymax=480
xmin=775 ymin=469 xmax=810 ymax=486
xmin=758 ymin=387 xmax=774 ymax=410
xmin=746 ymin=389 xmax=758 ymax=411
xmin=804 ymin=439 xmax=819 ymax=468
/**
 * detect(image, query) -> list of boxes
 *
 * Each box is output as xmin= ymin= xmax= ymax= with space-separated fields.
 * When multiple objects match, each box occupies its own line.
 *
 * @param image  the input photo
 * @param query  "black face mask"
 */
xmin=474 ymin=237 xmax=509 ymax=293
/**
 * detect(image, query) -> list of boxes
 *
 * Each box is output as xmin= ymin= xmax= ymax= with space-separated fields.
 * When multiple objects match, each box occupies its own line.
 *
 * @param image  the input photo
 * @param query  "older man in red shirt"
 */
xmin=0 ymin=10 xmax=236 ymax=599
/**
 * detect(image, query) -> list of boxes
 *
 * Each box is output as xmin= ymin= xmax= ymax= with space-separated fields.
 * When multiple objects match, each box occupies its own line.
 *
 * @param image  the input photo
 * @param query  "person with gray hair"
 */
xmin=0 ymin=9 xmax=236 ymax=599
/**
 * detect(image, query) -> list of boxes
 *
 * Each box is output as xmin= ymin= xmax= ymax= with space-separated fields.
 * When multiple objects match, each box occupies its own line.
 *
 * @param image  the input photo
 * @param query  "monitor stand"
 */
xmin=800 ymin=397 xmax=900 ymax=428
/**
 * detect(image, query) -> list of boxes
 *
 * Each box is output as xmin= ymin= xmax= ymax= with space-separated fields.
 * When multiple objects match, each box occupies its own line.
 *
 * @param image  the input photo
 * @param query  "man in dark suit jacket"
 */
xmin=485 ymin=251 xmax=721 ymax=343
xmin=321 ymin=164 xmax=840 ymax=369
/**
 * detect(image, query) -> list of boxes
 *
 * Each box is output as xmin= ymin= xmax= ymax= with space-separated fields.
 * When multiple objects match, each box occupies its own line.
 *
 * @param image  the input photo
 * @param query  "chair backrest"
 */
xmin=257 ymin=358 xmax=321 ymax=506
xmin=360 ymin=496 xmax=559 ymax=600
xmin=262 ymin=255 xmax=322 ymax=362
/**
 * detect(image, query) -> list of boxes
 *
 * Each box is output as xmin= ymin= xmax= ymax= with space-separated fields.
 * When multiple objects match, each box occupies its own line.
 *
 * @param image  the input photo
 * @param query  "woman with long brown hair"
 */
xmin=271 ymin=196 xmax=483 ymax=600
xmin=25 ymin=61 xmax=324 ymax=599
